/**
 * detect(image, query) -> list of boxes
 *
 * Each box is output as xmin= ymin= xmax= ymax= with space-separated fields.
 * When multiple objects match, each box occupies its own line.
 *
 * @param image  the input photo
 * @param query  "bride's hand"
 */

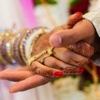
xmin=0 ymin=67 xmax=52 ymax=93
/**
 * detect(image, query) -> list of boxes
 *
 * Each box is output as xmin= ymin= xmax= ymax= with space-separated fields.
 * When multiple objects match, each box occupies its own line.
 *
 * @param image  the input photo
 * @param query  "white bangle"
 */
xmin=20 ymin=27 xmax=50 ymax=65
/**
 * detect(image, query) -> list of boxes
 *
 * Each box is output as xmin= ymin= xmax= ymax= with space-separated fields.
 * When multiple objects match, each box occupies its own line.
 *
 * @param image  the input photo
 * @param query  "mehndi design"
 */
xmin=68 ymin=41 xmax=94 ymax=58
xmin=30 ymin=27 xmax=94 ymax=77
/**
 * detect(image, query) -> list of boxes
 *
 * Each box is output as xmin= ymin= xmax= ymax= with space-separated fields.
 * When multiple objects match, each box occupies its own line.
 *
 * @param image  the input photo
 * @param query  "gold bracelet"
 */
xmin=27 ymin=47 xmax=54 ymax=66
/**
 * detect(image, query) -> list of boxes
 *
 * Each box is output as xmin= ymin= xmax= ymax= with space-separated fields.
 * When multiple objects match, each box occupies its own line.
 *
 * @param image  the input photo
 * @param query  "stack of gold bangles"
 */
xmin=0 ymin=27 xmax=54 ymax=67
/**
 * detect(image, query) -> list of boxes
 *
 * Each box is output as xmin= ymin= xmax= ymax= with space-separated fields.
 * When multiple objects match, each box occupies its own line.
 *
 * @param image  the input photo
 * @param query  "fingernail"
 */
xmin=77 ymin=67 xmax=84 ymax=74
xmin=49 ymin=35 xmax=62 ymax=47
xmin=53 ymin=71 xmax=63 ymax=77
xmin=75 ymin=12 xmax=82 ymax=16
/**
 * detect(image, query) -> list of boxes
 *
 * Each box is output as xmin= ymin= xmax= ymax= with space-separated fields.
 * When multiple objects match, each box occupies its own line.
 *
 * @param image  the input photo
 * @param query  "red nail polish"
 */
xmin=75 ymin=12 xmax=82 ymax=16
xmin=78 ymin=67 xmax=84 ymax=74
xmin=54 ymin=71 xmax=63 ymax=77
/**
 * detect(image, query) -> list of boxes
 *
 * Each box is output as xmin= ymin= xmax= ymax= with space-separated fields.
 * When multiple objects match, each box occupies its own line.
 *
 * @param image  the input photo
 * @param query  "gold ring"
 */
xmin=39 ymin=55 xmax=50 ymax=64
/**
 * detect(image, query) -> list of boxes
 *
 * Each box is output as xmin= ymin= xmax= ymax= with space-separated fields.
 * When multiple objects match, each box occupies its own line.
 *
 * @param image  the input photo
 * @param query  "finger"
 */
xmin=0 ymin=69 xmax=33 ymax=81
xmin=42 ymin=55 xmax=68 ymax=70
xmin=37 ymin=54 xmax=66 ymax=70
xmin=63 ymin=12 xmax=82 ymax=29
xmin=10 ymin=75 xmax=52 ymax=93
xmin=53 ymin=47 xmax=88 ymax=67
xmin=31 ymin=61 xmax=63 ymax=77
xmin=37 ymin=54 xmax=84 ymax=75
xmin=9 ymin=67 xmax=84 ymax=93
xmin=49 ymin=20 xmax=94 ymax=47
xmin=49 ymin=12 xmax=82 ymax=35
xmin=50 ymin=12 xmax=82 ymax=33
xmin=41 ymin=56 xmax=84 ymax=75
xmin=15 ymin=67 xmax=28 ymax=71
xmin=49 ymin=12 xmax=82 ymax=47
xmin=49 ymin=29 xmax=85 ymax=47
xmin=68 ymin=41 xmax=94 ymax=58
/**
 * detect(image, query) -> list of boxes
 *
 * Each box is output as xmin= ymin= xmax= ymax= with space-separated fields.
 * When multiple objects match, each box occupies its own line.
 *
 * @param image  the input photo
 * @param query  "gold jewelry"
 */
xmin=5 ymin=33 xmax=18 ymax=65
xmin=0 ymin=31 xmax=11 ymax=64
xmin=28 ymin=47 xmax=54 ymax=66
xmin=39 ymin=54 xmax=50 ymax=64
xmin=20 ymin=27 xmax=50 ymax=65
xmin=0 ymin=33 xmax=6 ymax=64
xmin=0 ymin=31 xmax=14 ymax=64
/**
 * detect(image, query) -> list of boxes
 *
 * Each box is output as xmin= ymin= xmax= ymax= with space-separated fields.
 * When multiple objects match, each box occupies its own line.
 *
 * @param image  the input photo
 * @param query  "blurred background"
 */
xmin=0 ymin=0 xmax=100 ymax=100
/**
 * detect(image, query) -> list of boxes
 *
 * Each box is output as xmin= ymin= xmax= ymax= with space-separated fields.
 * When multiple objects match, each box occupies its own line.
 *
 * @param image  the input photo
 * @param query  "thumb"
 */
xmin=49 ymin=29 xmax=80 ymax=47
xmin=49 ymin=12 xmax=83 ymax=47
xmin=49 ymin=19 xmax=95 ymax=47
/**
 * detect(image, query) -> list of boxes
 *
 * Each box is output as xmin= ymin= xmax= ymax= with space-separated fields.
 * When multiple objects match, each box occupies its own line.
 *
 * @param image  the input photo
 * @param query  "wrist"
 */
xmin=84 ymin=19 xmax=100 ymax=53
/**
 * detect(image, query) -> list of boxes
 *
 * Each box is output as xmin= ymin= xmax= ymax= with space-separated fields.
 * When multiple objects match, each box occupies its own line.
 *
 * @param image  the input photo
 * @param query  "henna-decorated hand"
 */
xmin=0 ymin=13 xmax=94 ymax=93
xmin=31 ymin=42 xmax=94 ymax=77
xmin=32 ymin=12 xmax=83 ymax=56
xmin=31 ymin=12 xmax=94 ymax=77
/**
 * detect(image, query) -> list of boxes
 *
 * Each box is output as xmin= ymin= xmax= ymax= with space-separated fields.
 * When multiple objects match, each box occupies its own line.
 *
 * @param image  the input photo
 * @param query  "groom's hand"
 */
xmin=49 ymin=13 xmax=99 ymax=53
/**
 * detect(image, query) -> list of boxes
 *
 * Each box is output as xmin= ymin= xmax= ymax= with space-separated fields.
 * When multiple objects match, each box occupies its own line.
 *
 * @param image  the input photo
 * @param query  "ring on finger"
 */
xmin=28 ymin=47 xmax=54 ymax=66
xmin=39 ymin=54 xmax=50 ymax=64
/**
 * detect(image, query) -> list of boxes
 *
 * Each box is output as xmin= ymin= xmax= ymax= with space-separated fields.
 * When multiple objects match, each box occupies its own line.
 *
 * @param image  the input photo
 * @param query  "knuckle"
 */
xmin=32 ymin=61 xmax=37 ymax=65
xmin=50 ymin=58 xmax=56 ymax=64
xmin=45 ymin=57 xmax=56 ymax=67
xmin=56 ymin=61 xmax=67 ymax=70
xmin=31 ymin=61 xmax=39 ymax=70
xmin=62 ymin=50 xmax=72 ymax=62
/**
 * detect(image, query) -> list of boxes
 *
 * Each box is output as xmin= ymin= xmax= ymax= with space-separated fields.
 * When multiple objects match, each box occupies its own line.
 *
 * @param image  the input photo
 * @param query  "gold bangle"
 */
xmin=0 ymin=31 xmax=11 ymax=64
xmin=0 ymin=31 xmax=14 ymax=64
xmin=0 ymin=34 xmax=5 ymax=64
xmin=5 ymin=33 xmax=18 ymax=65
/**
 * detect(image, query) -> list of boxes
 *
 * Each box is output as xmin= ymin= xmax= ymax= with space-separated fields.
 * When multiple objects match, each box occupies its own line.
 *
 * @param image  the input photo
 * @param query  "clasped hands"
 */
xmin=0 ymin=12 xmax=97 ymax=93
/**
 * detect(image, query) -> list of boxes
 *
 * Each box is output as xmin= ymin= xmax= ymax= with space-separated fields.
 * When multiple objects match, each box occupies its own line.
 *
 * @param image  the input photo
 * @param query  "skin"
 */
xmin=49 ymin=16 xmax=100 ymax=52
xmin=31 ymin=12 xmax=94 ymax=77
xmin=0 ymin=13 xmax=93 ymax=93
